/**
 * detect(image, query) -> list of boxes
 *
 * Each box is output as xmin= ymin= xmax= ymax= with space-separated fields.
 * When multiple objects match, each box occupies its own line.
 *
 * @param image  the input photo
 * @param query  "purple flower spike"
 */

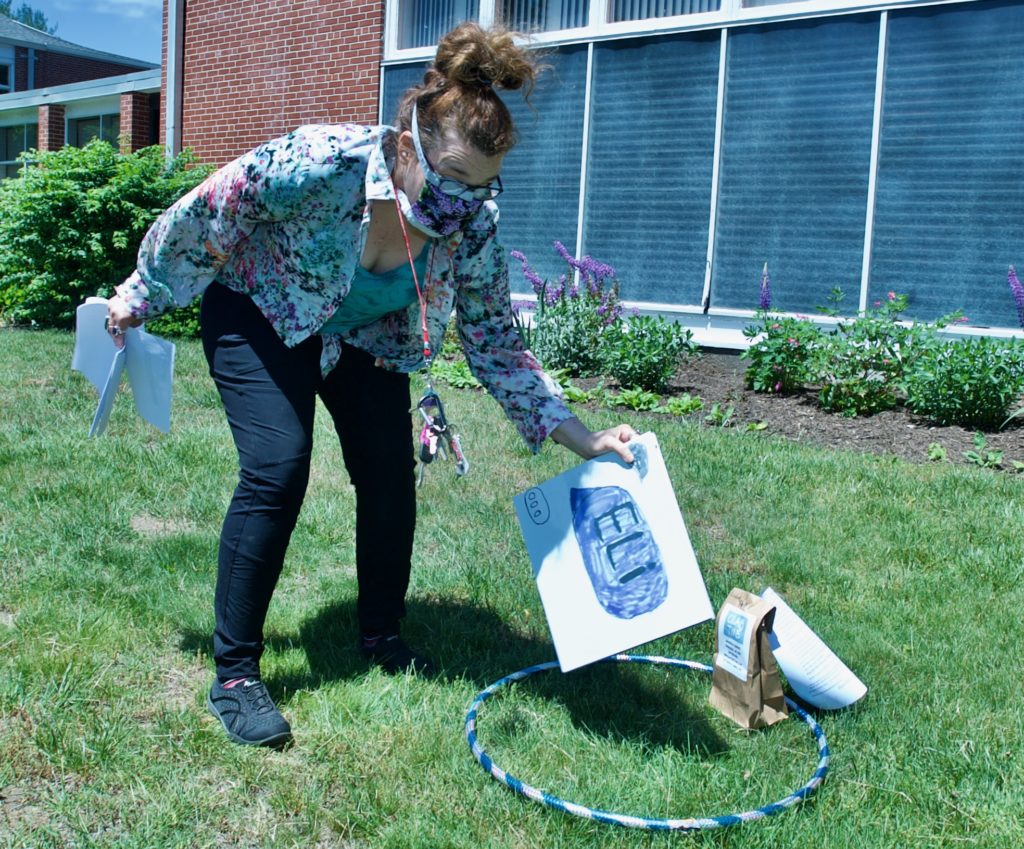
xmin=511 ymin=249 xmax=545 ymax=295
xmin=1008 ymin=265 xmax=1024 ymax=330
xmin=759 ymin=262 xmax=772 ymax=311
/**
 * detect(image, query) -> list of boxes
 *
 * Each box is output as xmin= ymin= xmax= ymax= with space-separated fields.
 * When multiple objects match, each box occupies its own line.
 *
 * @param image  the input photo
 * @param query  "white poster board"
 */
xmin=514 ymin=433 xmax=714 ymax=672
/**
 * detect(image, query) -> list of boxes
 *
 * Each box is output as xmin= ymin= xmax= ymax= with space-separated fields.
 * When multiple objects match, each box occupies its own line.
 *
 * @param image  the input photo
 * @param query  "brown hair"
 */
xmin=393 ymin=23 xmax=539 ymax=158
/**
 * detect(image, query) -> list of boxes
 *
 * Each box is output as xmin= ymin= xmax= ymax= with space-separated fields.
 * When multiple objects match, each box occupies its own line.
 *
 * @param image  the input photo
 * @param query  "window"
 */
xmin=500 ymin=0 xmax=588 ymax=32
xmin=0 ymin=63 xmax=12 ymax=94
xmin=69 ymin=114 xmax=121 ymax=147
xmin=710 ymin=16 xmax=878 ymax=313
xmin=609 ymin=0 xmax=721 ymax=24
xmin=398 ymin=0 xmax=480 ymax=49
xmin=0 ymin=124 xmax=38 ymax=179
xmin=871 ymin=0 xmax=1024 ymax=328
xmin=583 ymin=31 xmax=720 ymax=305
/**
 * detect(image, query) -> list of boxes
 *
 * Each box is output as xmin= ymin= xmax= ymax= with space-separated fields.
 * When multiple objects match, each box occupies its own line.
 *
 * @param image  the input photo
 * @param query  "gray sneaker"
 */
xmin=207 ymin=677 xmax=292 ymax=748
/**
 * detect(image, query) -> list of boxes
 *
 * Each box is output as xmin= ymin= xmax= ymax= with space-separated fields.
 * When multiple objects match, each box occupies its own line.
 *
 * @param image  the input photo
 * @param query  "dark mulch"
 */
xmin=613 ymin=350 xmax=1024 ymax=472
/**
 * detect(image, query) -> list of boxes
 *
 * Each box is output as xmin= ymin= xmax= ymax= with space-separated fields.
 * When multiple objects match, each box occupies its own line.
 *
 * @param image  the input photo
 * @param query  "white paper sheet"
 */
xmin=514 ymin=433 xmax=714 ymax=672
xmin=72 ymin=299 xmax=175 ymax=436
xmin=761 ymin=587 xmax=867 ymax=710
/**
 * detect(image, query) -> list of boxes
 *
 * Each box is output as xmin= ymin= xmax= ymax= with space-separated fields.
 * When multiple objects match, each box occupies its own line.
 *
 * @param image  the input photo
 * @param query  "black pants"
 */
xmin=200 ymin=283 xmax=416 ymax=681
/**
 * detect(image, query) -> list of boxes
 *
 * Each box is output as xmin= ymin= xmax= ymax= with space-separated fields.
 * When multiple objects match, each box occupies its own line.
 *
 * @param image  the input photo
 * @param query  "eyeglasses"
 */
xmin=411 ymin=103 xmax=504 ymax=201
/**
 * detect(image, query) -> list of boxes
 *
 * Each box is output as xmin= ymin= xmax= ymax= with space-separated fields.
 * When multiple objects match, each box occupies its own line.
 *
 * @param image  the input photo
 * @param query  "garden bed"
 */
xmin=601 ymin=349 xmax=1024 ymax=471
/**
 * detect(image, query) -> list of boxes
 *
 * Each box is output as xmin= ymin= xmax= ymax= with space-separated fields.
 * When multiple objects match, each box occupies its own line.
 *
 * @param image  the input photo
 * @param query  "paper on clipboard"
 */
xmin=761 ymin=587 xmax=867 ymax=710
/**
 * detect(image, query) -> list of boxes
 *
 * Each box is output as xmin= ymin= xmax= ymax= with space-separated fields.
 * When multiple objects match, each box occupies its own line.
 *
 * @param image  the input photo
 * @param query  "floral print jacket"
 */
xmin=116 ymin=124 xmax=571 ymax=452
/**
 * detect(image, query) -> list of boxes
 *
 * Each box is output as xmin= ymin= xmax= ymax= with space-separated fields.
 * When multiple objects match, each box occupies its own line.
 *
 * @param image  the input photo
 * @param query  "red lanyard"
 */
xmin=391 ymin=183 xmax=433 ymax=370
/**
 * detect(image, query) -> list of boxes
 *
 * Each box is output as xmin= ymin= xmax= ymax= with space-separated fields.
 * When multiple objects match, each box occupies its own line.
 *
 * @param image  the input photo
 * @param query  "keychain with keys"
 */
xmin=414 ymin=387 xmax=469 ymax=486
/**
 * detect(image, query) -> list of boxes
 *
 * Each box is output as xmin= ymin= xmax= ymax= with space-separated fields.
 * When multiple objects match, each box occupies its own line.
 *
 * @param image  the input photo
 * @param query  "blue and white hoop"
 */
xmin=464 ymin=654 xmax=830 ymax=831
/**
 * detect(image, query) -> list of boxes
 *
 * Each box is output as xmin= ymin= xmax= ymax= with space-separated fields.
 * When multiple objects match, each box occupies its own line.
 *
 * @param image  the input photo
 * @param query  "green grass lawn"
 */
xmin=1 ymin=328 xmax=1022 ymax=848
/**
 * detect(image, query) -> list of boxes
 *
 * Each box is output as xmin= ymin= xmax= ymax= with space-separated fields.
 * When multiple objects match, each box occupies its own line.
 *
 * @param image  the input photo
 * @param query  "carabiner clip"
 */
xmin=412 ymin=388 xmax=469 ymax=483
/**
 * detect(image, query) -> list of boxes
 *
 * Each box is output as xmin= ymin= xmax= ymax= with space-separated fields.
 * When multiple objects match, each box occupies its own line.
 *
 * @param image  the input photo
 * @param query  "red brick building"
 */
xmin=0 ymin=16 xmax=158 ymax=175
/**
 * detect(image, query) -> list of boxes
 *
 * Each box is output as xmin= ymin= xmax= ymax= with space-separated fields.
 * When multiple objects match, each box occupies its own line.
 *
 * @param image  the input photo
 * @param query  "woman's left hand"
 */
xmin=551 ymin=417 xmax=639 ymax=463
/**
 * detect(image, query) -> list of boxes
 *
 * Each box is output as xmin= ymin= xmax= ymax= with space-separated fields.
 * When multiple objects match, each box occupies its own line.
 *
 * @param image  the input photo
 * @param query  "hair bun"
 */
xmin=434 ymin=22 xmax=536 ymax=96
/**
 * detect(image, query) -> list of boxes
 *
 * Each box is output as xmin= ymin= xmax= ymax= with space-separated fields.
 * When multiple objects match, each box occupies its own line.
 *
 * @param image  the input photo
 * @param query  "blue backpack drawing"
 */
xmin=570 ymin=486 xmax=668 ymax=619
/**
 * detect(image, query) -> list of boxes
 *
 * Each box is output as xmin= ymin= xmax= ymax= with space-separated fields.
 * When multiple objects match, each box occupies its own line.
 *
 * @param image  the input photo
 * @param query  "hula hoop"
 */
xmin=464 ymin=654 xmax=830 ymax=831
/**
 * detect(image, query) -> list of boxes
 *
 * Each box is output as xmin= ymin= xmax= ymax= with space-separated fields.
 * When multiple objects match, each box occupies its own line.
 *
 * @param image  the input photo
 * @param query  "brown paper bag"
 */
xmin=708 ymin=588 xmax=789 ymax=729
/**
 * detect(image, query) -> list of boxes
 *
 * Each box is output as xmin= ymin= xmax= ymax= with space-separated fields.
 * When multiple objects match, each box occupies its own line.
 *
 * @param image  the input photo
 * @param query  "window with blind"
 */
xmin=397 ymin=0 xmax=480 ymax=49
xmin=710 ymin=16 xmax=878 ymax=313
xmin=500 ymin=0 xmax=588 ymax=32
xmin=582 ymin=32 xmax=720 ymax=304
xmin=69 ymin=115 xmax=120 ymax=148
xmin=609 ymin=0 xmax=721 ymax=24
xmin=0 ymin=123 xmax=37 ymax=179
xmin=870 ymin=0 xmax=1024 ymax=327
xmin=499 ymin=45 xmax=589 ymax=287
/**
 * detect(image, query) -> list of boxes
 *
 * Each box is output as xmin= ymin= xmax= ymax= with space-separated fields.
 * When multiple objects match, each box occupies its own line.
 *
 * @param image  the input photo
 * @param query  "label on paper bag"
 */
xmin=715 ymin=604 xmax=756 ymax=680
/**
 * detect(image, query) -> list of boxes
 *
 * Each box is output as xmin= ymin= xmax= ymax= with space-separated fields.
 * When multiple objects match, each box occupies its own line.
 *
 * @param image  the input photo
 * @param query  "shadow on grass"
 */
xmin=180 ymin=595 xmax=727 ymax=756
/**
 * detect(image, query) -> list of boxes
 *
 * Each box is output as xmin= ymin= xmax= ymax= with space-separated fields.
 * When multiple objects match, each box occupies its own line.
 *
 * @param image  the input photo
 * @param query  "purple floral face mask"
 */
xmin=396 ymin=104 xmax=501 ymax=238
xmin=398 ymin=178 xmax=484 ymax=238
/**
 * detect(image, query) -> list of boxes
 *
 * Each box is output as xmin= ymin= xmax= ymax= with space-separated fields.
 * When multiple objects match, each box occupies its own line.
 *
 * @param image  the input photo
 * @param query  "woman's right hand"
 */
xmin=106 ymin=295 xmax=141 ymax=349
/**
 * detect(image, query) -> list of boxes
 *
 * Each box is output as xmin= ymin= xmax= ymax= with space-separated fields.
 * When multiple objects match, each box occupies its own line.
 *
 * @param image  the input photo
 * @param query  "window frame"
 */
xmin=0 ymin=123 xmax=38 ymax=179
xmin=0 ymin=62 xmax=14 ymax=94
xmin=67 ymin=113 xmax=122 ymax=148
xmin=382 ymin=0 xmax=968 ymax=59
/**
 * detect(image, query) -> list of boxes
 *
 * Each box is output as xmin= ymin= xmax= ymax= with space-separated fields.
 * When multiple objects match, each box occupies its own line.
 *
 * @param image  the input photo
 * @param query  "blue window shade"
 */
xmin=501 ymin=0 xmax=588 ymax=33
xmin=610 ymin=0 xmax=721 ymax=23
xmin=499 ymin=46 xmax=589 ymax=291
xmin=398 ymin=0 xmax=479 ymax=49
xmin=871 ymin=0 xmax=1024 ymax=328
xmin=711 ymin=17 xmax=878 ymax=314
xmin=583 ymin=33 xmax=720 ymax=304
xmin=381 ymin=62 xmax=428 ymax=125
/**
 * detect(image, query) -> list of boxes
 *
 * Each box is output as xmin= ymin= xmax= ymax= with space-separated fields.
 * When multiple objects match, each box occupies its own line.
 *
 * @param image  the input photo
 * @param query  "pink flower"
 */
xmin=774 ymin=381 xmax=782 ymax=392
xmin=887 ymin=291 xmax=896 ymax=301
xmin=873 ymin=300 xmax=881 ymax=307
xmin=787 ymin=338 xmax=799 ymax=346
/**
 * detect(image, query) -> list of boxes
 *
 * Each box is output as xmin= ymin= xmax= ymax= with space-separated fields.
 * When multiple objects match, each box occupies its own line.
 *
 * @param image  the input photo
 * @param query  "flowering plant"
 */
xmin=509 ymin=242 xmax=622 ymax=377
xmin=742 ymin=266 xmax=826 ymax=394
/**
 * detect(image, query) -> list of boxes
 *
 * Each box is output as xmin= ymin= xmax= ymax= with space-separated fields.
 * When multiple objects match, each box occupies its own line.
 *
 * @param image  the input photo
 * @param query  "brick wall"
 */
xmin=37 ymin=104 xmax=65 ymax=151
xmin=177 ymin=0 xmax=384 ymax=166
xmin=14 ymin=47 xmax=28 ymax=91
xmin=34 ymin=51 xmax=147 ymax=89
xmin=120 ymin=92 xmax=152 ymax=153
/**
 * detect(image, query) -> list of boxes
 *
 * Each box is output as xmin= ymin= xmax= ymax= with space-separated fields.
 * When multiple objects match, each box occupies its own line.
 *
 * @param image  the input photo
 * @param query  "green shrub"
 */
xmin=533 ymin=293 xmax=612 ymax=377
xmin=600 ymin=314 xmax=697 ymax=393
xmin=742 ymin=313 xmax=826 ymax=394
xmin=0 ymin=140 xmax=213 ymax=332
xmin=816 ymin=293 xmax=930 ymax=417
xmin=509 ymin=243 xmax=622 ymax=378
xmin=905 ymin=336 xmax=1024 ymax=429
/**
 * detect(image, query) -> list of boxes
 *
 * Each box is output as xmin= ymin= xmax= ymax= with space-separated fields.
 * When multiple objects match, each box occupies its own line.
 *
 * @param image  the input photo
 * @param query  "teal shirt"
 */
xmin=319 ymin=249 xmax=428 ymax=334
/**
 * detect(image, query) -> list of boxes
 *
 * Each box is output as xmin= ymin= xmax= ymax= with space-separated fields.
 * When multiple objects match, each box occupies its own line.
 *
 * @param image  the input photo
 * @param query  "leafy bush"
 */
xmin=509 ymin=243 xmax=621 ymax=377
xmin=742 ymin=314 xmax=826 ymax=394
xmin=815 ymin=292 xmax=936 ymax=417
xmin=600 ymin=314 xmax=697 ymax=393
xmin=0 ymin=140 xmax=213 ymax=332
xmin=904 ymin=336 xmax=1024 ymax=429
